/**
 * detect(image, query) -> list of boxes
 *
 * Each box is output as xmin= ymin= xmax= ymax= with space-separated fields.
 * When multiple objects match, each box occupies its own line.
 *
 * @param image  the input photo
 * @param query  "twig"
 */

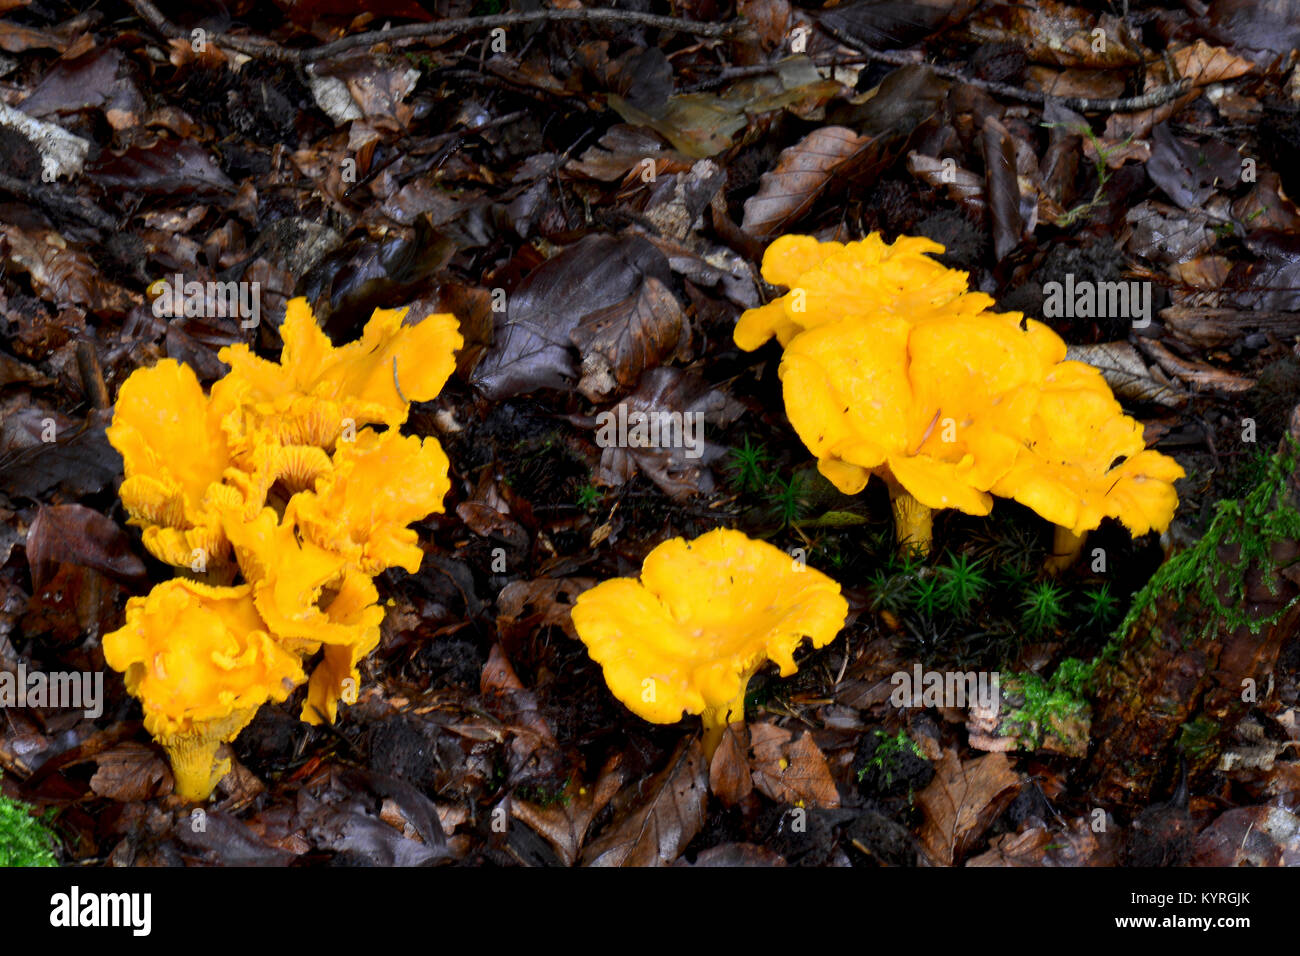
xmin=0 ymin=172 xmax=117 ymax=231
xmin=817 ymin=18 xmax=1193 ymax=113
xmin=127 ymin=0 xmax=738 ymax=64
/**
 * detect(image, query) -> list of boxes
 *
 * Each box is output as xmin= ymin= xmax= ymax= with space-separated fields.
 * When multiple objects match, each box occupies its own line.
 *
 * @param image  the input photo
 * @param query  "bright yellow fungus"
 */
xmin=734 ymin=232 xmax=994 ymax=351
xmin=102 ymin=579 xmax=305 ymax=801
xmin=570 ymin=529 xmax=848 ymax=758
xmin=738 ymin=233 xmax=1185 ymax=563
xmin=105 ymin=297 xmax=461 ymax=798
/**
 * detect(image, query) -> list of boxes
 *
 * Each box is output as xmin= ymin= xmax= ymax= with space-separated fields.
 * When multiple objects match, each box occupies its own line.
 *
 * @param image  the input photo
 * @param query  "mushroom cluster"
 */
xmin=571 ymin=529 xmax=848 ymax=757
xmin=104 ymin=298 xmax=461 ymax=800
xmin=736 ymin=233 xmax=1184 ymax=562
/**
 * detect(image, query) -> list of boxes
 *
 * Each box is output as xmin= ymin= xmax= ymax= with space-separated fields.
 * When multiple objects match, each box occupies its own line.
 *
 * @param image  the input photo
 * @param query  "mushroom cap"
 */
xmin=102 ymin=579 xmax=304 ymax=738
xmin=778 ymin=309 xmax=1066 ymax=512
xmin=214 ymin=297 xmax=462 ymax=450
xmin=991 ymin=379 xmax=1185 ymax=536
xmin=106 ymin=359 xmax=235 ymax=567
xmin=570 ymin=529 xmax=847 ymax=725
xmin=287 ymin=428 xmax=451 ymax=576
xmin=735 ymin=232 xmax=991 ymax=351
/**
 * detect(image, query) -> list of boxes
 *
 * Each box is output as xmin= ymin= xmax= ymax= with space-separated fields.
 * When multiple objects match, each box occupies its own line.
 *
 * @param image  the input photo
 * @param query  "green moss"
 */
xmin=0 ymin=785 xmax=57 ymax=867
xmin=857 ymin=730 xmax=927 ymax=788
xmin=1002 ymin=658 xmax=1094 ymax=749
xmin=1115 ymin=438 xmax=1300 ymax=647
xmin=1177 ymin=716 xmax=1220 ymax=759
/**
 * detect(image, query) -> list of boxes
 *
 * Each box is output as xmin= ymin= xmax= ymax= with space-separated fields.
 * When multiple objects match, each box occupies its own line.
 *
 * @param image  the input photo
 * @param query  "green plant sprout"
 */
xmin=1021 ymin=580 xmax=1067 ymax=635
xmin=726 ymin=436 xmax=774 ymax=494
xmin=936 ymin=552 xmax=989 ymax=616
xmin=575 ymin=482 xmax=600 ymax=510
xmin=766 ymin=473 xmax=809 ymax=527
xmin=1079 ymin=582 xmax=1120 ymax=628
xmin=858 ymin=729 xmax=927 ymax=788
xmin=910 ymin=572 xmax=944 ymax=619
xmin=0 ymin=785 xmax=57 ymax=867
xmin=1044 ymin=121 xmax=1135 ymax=228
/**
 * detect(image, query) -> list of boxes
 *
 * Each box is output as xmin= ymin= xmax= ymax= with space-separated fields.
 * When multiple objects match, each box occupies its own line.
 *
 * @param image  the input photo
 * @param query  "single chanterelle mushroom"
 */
xmin=779 ymin=308 xmax=1063 ymax=554
xmin=102 ymin=579 xmax=305 ymax=801
xmin=570 ymin=529 xmax=848 ymax=758
xmin=991 ymin=363 xmax=1185 ymax=573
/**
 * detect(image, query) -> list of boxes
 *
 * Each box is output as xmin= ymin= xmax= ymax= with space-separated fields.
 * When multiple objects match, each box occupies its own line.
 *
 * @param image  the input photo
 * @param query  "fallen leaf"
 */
xmin=749 ymin=722 xmax=841 ymax=808
xmin=89 ymin=743 xmax=171 ymax=802
xmin=582 ymin=740 xmax=708 ymax=867
xmin=742 ymin=126 xmax=874 ymax=239
xmin=25 ymin=503 xmax=147 ymax=591
xmin=709 ymin=723 xmax=754 ymax=806
xmin=916 ymin=749 xmax=1021 ymax=865
xmin=1190 ymin=806 xmax=1300 ymax=866
xmin=571 ymin=276 xmax=685 ymax=401
xmin=512 ymin=756 xmax=628 ymax=866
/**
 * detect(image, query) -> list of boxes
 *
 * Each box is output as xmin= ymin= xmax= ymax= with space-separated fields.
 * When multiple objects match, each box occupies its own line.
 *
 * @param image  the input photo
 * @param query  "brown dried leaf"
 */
xmin=916 ymin=749 xmax=1021 ymax=865
xmin=967 ymin=815 xmax=1120 ymax=866
xmin=709 ymin=723 xmax=753 ymax=806
xmin=749 ymin=722 xmax=841 ymax=808
xmin=742 ymin=126 xmax=873 ymax=239
xmin=1172 ymin=40 xmax=1255 ymax=86
xmin=512 ymin=757 xmax=628 ymax=866
xmin=90 ymin=743 xmax=171 ymax=802
xmin=571 ymin=276 xmax=685 ymax=401
xmin=1191 ymin=806 xmax=1300 ymax=866
xmin=582 ymin=740 xmax=708 ymax=867
xmin=25 ymin=503 xmax=147 ymax=591
xmin=1065 ymin=342 xmax=1186 ymax=408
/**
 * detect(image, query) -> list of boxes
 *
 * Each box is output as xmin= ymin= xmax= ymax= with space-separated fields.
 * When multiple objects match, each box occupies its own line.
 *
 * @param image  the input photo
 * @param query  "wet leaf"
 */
xmin=87 ymin=140 xmax=234 ymax=197
xmin=25 ymin=503 xmax=147 ymax=591
xmin=89 ymin=743 xmax=171 ymax=802
xmin=512 ymin=757 xmax=628 ymax=866
xmin=742 ymin=126 xmax=874 ymax=239
xmin=1191 ymin=806 xmax=1300 ymax=866
xmin=472 ymin=234 xmax=674 ymax=400
xmin=582 ymin=740 xmax=708 ymax=867
xmin=708 ymin=723 xmax=753 ymax=806
xmin=749 ymin=722 xmax=841 ymax=808
xmin=571 ymin=275 xmax=685 ymax=401
xmin=916 ymin=749 xmax=1021 ymax=865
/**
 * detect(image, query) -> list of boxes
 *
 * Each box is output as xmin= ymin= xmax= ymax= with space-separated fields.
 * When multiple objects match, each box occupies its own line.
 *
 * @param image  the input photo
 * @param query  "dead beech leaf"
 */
xmin=967 ymin=815 xmax=1120 ymax=867
xmin=0 ymin=224 xmax=133 ymax=314
xmin=675 ymin=843 xmax=787 ymax=866
xmin=90 ymin=743 xmax=172 ymax=802
xmin=26 ymin=503 xmax=147 ymax=591
xmin=1066 ymin=342 xmax=1187 ymax=408
xmin=593 ymin=366 xmax=744 ymax=500
xmin=582 ymin=740 xmax=708 ymax=867
xmin=709 ymin=723 xmax=753 ymax=806
xmin=512 ymin=756 xmax=628 ymax=866
xmin=749 ymin=722 xmax=840 ymax=808
xmin=1172 ymin=40 xmax=1254 ymax=86
xmin=916 ymin=749 xmax=1021 ymax=866
xmin=742 ymin=126 xmax=873 ymax=239
xmin=472 ymin=234 xmax=674 ymax=400
xmin=907 ymin=151 xmax=986 ymax=215
xmin=571 ymin=275 xmax=685 ymax=402
xmin=495 ymin=577 xmax=595 ymax=641
xmin=1191 ymin=806 xmax=1300 ymax=866
xmin=1138 ymin=339 xmax=1256 ymax=393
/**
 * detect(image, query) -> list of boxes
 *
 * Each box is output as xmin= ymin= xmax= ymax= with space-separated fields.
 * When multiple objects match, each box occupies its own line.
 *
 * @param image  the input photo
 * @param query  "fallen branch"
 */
xmin=126 ymin=1 xmax=739 ymax=64
xmin=818 ymin=18 xmax=1193 ymax=114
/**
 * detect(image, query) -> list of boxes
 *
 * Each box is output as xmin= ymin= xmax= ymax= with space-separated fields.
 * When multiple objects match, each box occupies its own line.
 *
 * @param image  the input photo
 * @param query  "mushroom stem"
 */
xmin=701 ymin=683 xmax=749 ymax=761
xmin=160 ymin=707 xmax=258 ymax=801
xmin=1045 ymin=526 xmax=1088 ymax=575
xmin=888 ymin=486 xmax=933 ymax=557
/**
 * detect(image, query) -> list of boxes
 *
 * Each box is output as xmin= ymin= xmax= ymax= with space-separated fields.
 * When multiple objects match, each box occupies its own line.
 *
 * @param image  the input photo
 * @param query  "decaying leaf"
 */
xmin=917 ymin=749 xmax=1021 ymax=865
xmin=748 ymin=722 xmax=841 ymax=808
xmin=582 ymin=740 xmax=708 ymax=867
